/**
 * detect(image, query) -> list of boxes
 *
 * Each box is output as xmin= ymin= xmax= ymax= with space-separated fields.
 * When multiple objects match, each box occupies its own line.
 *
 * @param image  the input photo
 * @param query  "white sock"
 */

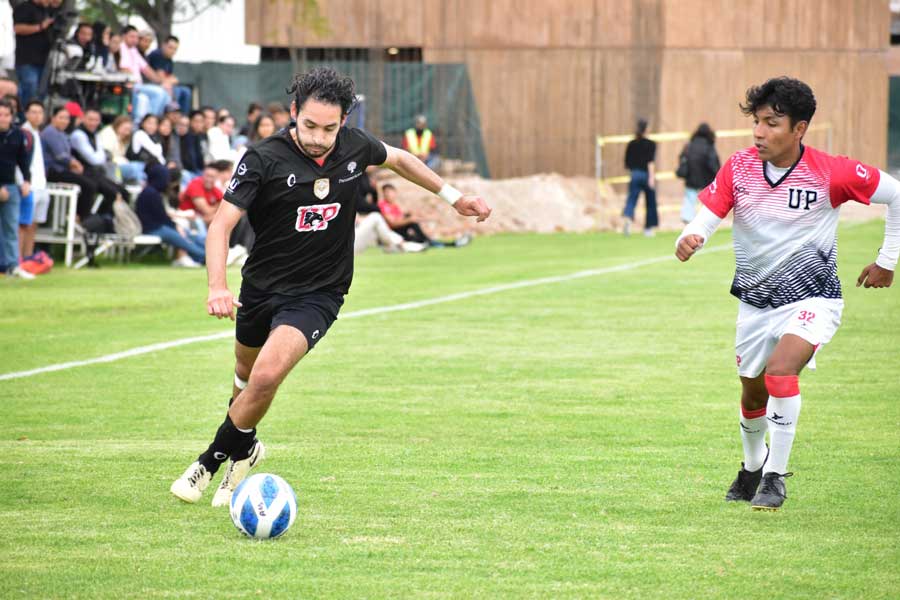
xmin=763 ymin=394 xmax=801 ymax=475
xmin=739 ymin=407 xmax=768 ymax=471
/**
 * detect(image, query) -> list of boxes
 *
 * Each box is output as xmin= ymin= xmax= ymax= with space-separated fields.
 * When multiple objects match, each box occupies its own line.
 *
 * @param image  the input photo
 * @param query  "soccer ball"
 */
xmin=230 ymin=473 xmax=297 ymax=539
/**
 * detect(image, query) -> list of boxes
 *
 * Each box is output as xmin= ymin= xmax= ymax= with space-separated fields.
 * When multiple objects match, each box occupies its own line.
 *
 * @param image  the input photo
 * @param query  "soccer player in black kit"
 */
xmin=171 ymin=68 xmax=491 ymax=505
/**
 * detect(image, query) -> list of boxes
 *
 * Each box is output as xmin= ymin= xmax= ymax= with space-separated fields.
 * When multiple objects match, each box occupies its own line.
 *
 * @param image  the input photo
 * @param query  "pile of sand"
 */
xmin=376 ymin=171 xmax=882 ymax=238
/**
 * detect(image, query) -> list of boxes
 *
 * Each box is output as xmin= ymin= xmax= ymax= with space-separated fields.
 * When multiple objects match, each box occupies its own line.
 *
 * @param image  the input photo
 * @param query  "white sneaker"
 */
xmin=643 ymin=228 xmax=656 ymax=238
xmin=171 ymin=255 xmax=201 ymax=268
xmin=622 ymin=218 xmax=632 ymax=237
xmin=170 ymin=461 xmax=212 ymax=503
xmin=226 ymin=244 xmax=248 ymax=266
xmin=454 ymin=233 xmax=472 ymax=247
xmin=9 ymin=266 xmax=36 ymax=280
xmin=211 ymin=440 xmax=266 ymax=507
xmin=400 ymin=241 xmax=427 ymax=253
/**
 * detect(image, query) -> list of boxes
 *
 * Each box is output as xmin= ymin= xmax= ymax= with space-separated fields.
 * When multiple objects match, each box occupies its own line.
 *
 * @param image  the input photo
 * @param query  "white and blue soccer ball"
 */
xmin=230 ymin=473 xmax=297 ymax=539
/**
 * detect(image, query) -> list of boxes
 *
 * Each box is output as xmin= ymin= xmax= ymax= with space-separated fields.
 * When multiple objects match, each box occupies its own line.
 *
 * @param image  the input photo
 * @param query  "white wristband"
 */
xmin=437 ymin=184 xmax=463 ymax=206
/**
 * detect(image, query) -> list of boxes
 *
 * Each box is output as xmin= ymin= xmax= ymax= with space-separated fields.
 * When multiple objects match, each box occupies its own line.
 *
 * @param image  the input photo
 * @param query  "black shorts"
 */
xmin=235 ymin=283 xmax=345 ymax=350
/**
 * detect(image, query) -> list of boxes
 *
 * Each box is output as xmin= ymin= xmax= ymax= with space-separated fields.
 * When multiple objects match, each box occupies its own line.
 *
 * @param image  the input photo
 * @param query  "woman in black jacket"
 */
xmin=678 ymin=123 xmax=720 ymax=223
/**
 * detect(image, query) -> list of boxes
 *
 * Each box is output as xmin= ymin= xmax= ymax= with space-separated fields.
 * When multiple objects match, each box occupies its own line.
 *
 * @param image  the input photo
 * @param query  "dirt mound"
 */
xmin=376 ymin=171 xmax=883 ymax=238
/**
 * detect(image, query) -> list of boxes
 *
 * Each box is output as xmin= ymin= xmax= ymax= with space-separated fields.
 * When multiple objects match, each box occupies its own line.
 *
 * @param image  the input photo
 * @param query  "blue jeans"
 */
xmin=0 ymin=184 xmax=22 ymax=270
xmin=16 ymin=64 xmax=44 ymax=104
xmin=132 ymin=84 xmax=171 ymax=122
xmin=173 ymin=85 xmax=192 ymax=113
xmin=147 ymin=224 xmax=205 ymax=264
xmin=623 ymin=169 xmax=658 ymax=230
xmin=681 ymin=187 xmax=699 ymax=223
xmin=118 ymin=161 xmax=146 ymax=183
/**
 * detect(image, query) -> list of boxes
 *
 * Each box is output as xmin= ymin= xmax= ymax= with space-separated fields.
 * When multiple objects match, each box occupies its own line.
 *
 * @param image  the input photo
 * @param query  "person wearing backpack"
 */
xmin=677 ymin=123 xmax=720 ymax=223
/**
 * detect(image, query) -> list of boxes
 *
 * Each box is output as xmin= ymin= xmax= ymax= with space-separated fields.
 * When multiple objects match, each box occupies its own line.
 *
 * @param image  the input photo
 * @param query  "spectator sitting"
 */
xmin=42 ymin=105 xmax=111 ymax=221
xmin=378 ymin=183 xmax=470 ymax=248
xmin=267 ymin=101 xmax=290 ymax=130
xmin=206 ymin=113 xmax=238 ymax=161
xmin=147 ymin=35 xmax=191 ymax=114
xmin=136 ymin=163 xmax=205 ymax=268
xmin=0 ymin=98 xmax=33 ymax=278
xmin=403 ymin=114 xmax=440 ymax=170
xmin=249 ymin=113 xmax=275 ymax=144
xmin=13 ymin=0 xmax=54 ymax=104
xmin=128 ymin=113 xmax=166 ymax=165
xmin=69 ymin=106 xmax=128 ymax=205
xmin=90 ymin=22 xmax=110 ymax=69
xmin=97 ymin=114 xmax=144 ymax=183
xmin=157 ymin=115 xmax=187 ymax=185
xmin=355 ymin=212 xmax=424 ymax=255
xmin=355 ymin=167 xmax=379 ymax=214
xmin=180 ymin=109 xmax=207 ymax=179
xmin=18 ymin=99 xmax=50 ymax=273
xmin=238 ymin=102 xmax=261 ymax=138
xmin=200 ymin=105 xmax=216 ymax=132
xmin=65 ymin=22 xmax=96 ymax=71
xmin=178 ymin=162 xmax=221 ymax=235
xmin=102 ymin=30 xmax=121 ymax=73
xmin=137 ymin=29 xmax=153 ymax=57
xmin=118 ymin=24 xmax=171 ymax=122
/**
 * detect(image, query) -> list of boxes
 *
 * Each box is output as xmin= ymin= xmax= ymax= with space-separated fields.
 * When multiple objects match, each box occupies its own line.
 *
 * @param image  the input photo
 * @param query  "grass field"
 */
xmin=1 ymin=223 xmax=898 ymax=599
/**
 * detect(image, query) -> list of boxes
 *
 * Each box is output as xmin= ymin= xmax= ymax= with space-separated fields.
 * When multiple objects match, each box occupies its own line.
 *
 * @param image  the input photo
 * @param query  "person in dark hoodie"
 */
xmin=678 ymin=122 xmax=721 ymax=223
xmin=136 ymin=163 xmax=205 ymax=267
xmin=0 ymin=98 xmax=33 ymax=279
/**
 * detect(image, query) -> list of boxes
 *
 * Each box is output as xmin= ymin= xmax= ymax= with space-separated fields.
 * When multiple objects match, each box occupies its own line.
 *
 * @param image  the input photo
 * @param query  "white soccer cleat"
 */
xmin=170 ymin=461 xmax=212 ymax=503
xmin=211 ymin=440 xmax=266 ymax=507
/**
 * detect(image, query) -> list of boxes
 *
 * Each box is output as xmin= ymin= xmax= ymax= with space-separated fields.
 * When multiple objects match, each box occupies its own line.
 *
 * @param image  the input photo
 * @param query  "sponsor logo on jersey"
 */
xmin=709 ymin=179 xmax=718 ymax=195
xmin=227 ymin=177 xmax=239 ymax=192
xmin=338 ymin=171 xmax=363 ymax=184
xmin=311 ymin=330 xmax=320 ymax=340
xmin=295 ymin=202 xmax=340 ymax=233
xmin=237 ymin=162 xmax=247 ymax=176
xmin=347 ymin=161 xmax=357 ymax=173
xmin=855 ymin=163 xmax=868 ymax=179
xmin=314 ymin=178 xmax=330 ymax=199
xmin=287 ymin=173 xmax=297 ymax=187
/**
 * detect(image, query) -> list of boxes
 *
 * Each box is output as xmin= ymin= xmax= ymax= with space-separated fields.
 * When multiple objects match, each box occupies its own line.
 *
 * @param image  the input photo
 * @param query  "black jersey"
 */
xmin=224 ymin=126 xmax=387 ymax=296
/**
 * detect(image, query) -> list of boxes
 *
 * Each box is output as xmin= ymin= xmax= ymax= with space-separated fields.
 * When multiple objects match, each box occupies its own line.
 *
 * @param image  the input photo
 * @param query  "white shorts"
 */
xmin=735 ymin=297 xmax=843 ymax=378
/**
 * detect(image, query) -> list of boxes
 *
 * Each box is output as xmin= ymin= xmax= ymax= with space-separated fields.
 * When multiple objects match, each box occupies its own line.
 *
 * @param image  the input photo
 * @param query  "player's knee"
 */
xmin=248 ymin=366 xmax=284 ymax=394
xmin=764 ymin=359 xmax=800 ymax=378
xmin=741 ymin=388 xmax=768 ymax=411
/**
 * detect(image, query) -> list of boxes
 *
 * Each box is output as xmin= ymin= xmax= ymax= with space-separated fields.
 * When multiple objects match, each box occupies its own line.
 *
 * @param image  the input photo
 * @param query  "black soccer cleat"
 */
xmin=751 ymin=472 xmax=793 ymax=511
xmin=725 ymin=463 xmax=764 ymax=502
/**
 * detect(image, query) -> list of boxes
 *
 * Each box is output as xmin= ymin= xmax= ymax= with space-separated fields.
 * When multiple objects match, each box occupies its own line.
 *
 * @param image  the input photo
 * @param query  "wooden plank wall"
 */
xmin=246 ymin=0 xmax=889 ymax=178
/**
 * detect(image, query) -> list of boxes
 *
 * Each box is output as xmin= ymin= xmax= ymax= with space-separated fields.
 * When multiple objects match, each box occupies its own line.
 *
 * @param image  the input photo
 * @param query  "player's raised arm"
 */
xmin=379 ymin=143 xmax=491 ymax=222
xmin=206 ymin=201 xmax=245 ymax=320
xmin=857 ymin=169 xmax=900 ymax=289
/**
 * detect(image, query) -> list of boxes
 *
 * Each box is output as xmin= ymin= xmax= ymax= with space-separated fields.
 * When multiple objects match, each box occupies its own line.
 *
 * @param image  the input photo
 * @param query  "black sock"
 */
xmin=197 ymin=413 xmax=256 ymax=474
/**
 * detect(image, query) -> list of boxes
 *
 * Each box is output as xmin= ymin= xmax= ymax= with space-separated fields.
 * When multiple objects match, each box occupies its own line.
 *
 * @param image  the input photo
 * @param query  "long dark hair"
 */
xmin=691 ymin=122 xmax=715 ymax=144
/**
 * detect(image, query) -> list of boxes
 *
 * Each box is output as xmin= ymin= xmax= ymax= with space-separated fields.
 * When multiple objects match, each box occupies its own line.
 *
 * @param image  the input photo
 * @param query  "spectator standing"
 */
xmin=621 ymin=118 xmax=658 ymax=237
xmin=403 ymin=114 xmax=439 ymax=170
xmin=0 ymin=98 xmax=33 ymax=278
xmin=677 ymin=122 xmax=720 ymax=223
xmin=18 ymin=99 xmax=48 ymax=268
xmin=147 ymin=36 xmax=192 ymax=114
xmin=13 ymin=0 xmax=53 ymax=104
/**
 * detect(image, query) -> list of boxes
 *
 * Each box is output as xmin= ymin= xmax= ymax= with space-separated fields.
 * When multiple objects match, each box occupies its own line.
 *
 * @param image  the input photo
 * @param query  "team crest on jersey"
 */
xmin=347 ymin=161 xmax=357 ymax=173
xmin=314 ymin=178 xmax=330 ymax=199
xmin=296 ymin=202 xmax=340 ymax=233
xmin=855 ymin=164 xmax=868 ymax=179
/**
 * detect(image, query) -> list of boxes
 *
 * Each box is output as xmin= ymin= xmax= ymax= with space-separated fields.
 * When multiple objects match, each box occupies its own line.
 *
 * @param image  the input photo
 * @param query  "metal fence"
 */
xmin=174 ymin=60 xmax=490 ymax=177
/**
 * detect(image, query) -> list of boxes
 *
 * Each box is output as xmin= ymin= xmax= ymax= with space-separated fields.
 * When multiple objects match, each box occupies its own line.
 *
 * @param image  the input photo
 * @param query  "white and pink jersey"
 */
xmin=699 ymin=145 xmax=880 ymax=308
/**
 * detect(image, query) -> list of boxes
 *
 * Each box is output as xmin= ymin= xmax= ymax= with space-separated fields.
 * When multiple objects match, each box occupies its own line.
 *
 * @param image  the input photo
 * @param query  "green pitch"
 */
xmin=2 ymin=223 xmax=898 ymax=598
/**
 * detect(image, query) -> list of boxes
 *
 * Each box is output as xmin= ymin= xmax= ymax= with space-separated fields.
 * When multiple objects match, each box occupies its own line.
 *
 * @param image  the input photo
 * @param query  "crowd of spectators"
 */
xmin=0 ymin=1 xmax=463 ymax=278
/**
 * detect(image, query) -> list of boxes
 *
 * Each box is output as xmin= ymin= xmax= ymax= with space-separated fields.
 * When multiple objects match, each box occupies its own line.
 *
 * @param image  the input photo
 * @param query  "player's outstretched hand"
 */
xmin=676 ymin=234 xmax=705 ymax=262
xmin=207 ymin=287 xmax=243 ymax=321
xmin=856 ymin=263 xmax=894 ymax=289
xmin=453 ymin=196 xmax=492 ymax=222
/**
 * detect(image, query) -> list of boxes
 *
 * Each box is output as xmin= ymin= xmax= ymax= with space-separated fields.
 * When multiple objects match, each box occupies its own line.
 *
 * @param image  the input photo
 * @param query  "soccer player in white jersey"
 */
xmin=675 ymin=77 xmax=899 ymax=510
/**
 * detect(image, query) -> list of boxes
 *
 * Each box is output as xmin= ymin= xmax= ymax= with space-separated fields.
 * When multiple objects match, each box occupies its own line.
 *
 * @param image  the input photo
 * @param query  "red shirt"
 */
xmin=377 ymin=198 xmax=404 ymax=222
xmin=179 ymin=177 xmax=223 ymax=211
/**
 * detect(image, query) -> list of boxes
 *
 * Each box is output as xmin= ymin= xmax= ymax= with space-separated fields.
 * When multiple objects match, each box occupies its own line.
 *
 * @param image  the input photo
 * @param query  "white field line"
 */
xmin=1 ymin=244 xmax=731 ymax=382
